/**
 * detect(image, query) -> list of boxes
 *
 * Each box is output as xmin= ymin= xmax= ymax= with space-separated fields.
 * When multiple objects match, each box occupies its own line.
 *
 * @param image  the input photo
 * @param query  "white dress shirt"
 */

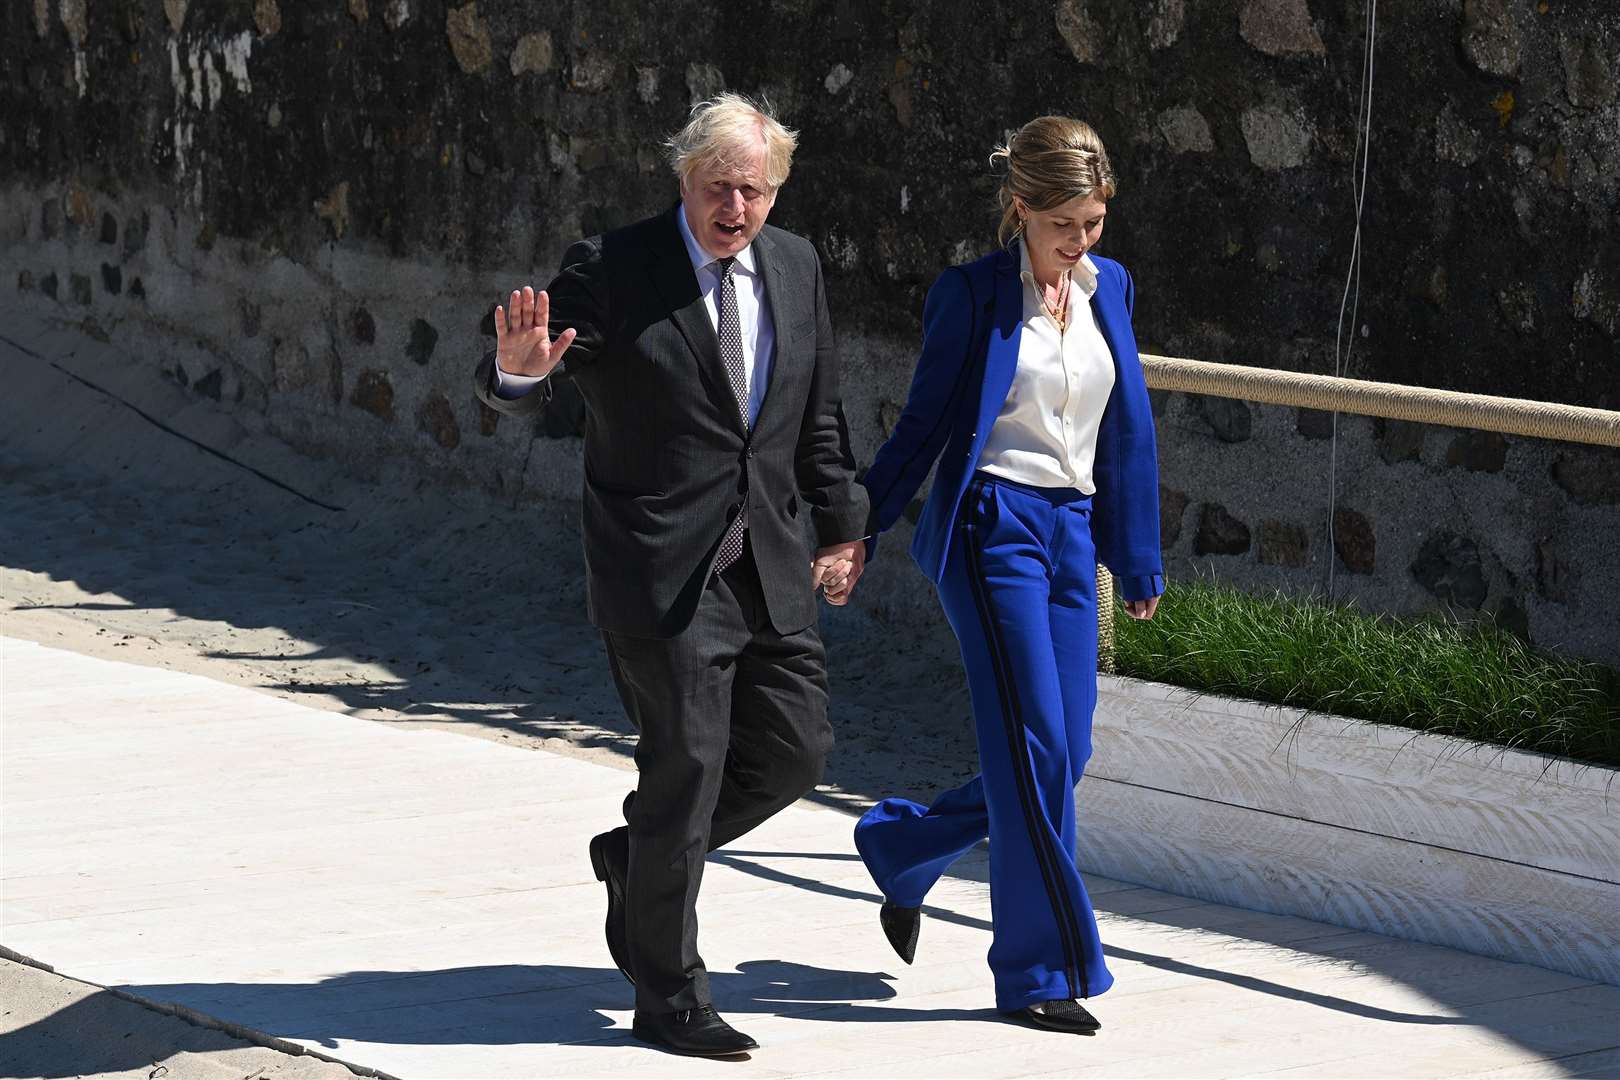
xmin=976 ymin=245 xmax=1116 ymax=493
xmin=494 ymin=205 xmax=776 ymax=425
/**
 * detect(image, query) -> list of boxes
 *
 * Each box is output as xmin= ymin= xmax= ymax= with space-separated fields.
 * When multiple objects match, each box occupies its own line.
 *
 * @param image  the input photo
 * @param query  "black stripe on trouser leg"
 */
xmin=1030 ymin=500 xmax=1096 ymax=984
xmin=982 ymin=480 xmax=1092 ymax=999
xmin=961 ymin=482 xmax=1084 ymax=977
xmin=964 ymin=529 xmax=1086 ymax=1000
xmin=959 ymin=479 xmax=1088 ymax=999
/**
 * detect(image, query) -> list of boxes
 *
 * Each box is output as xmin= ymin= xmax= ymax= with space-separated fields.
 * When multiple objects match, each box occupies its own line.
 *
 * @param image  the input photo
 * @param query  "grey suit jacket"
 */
xmin=473 ymin=205 xmax=868 ymax=639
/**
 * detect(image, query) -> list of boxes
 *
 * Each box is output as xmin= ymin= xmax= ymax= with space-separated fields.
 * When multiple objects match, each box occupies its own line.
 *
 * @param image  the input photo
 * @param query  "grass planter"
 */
xmin=1079 ymin=676 xmax=1620 ymax=986
xmin=1082 ymin=582 xmax=1618 ymax=983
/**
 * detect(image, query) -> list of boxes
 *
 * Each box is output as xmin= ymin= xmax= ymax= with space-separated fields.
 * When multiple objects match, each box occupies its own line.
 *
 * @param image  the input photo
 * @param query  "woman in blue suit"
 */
xmin=854 ymin=116 xmax=1163 ymax=1034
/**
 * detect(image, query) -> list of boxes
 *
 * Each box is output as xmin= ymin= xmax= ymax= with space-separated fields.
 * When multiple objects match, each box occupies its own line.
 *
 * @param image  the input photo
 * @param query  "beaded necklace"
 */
xmin=1041 ymin=271 xmax=1071 ymax=333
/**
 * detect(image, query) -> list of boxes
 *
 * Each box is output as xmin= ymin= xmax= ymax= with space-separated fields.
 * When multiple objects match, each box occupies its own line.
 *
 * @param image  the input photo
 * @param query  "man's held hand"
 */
xmin=812 ymin=540 xmax=866 ymax=606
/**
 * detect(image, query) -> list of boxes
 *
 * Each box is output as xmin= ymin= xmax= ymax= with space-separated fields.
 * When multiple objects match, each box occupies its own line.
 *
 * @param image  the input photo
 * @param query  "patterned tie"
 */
xmin=713 ymin=256 xmax=750 ymax=574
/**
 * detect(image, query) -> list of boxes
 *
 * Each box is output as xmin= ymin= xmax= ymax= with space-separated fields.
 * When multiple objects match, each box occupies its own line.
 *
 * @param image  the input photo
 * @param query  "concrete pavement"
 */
xmin=4 ymin=636 xmax=1618 ymax=1079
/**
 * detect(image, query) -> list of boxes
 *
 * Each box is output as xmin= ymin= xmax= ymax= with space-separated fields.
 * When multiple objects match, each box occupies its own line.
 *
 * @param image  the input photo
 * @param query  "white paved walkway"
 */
xmin=4 ymin=636 xmax=1618 ymax=1079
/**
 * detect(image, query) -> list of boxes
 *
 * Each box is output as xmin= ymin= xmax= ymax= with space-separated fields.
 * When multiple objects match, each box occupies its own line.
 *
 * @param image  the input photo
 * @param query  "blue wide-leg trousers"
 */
xmin=855 ymin=474 xmax=1113 ymax=1010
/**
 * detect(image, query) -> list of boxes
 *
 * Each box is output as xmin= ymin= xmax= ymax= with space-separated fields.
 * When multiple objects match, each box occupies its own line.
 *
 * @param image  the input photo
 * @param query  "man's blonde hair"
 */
xmin=991 ymin=116 xmax=1117 ymax=246
xmin=665 ymin=92 xmax=799 ymax=192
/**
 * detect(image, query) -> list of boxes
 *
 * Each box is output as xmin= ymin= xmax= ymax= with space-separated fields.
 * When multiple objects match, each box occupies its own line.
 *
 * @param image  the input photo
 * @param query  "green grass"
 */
xmin=1113 ymin=579 xmax=1620 ymax=768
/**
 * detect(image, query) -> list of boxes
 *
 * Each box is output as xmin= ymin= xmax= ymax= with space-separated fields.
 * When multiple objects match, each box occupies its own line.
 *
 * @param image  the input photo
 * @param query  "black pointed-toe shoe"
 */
xmin=588 ymin=831 xmax=633 ymax=985
xmin=631 ymin=1005 xmax=759 ymax=1057
xmin=1011 ymin=998 xmax=1101 ymax=1034
xmin=879 ymin=900 xmax=922 ymax=964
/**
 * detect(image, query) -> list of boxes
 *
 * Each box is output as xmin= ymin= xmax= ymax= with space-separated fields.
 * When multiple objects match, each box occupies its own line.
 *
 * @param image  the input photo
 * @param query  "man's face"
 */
xmin=680 ymin=138 xmax=778 ymax=259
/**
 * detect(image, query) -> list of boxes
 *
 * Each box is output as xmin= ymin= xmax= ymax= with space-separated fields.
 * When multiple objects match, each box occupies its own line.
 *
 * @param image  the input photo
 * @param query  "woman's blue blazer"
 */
xmin=862 ymin=242 xmax=1165 ymax=601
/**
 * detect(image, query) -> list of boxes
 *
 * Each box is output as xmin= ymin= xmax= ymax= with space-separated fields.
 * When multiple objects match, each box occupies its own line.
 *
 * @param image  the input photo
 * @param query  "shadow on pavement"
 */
xmin=4 ymin=959 xmax=1017 ymax=1079
xmin=713 ymin=851 xmax=1470 ymax=1027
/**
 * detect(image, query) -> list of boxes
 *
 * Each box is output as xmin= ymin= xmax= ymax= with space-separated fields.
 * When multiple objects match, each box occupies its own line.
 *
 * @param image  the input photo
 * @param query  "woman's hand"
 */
xmin=1123 ymin=596 xmax=1160 ymax=620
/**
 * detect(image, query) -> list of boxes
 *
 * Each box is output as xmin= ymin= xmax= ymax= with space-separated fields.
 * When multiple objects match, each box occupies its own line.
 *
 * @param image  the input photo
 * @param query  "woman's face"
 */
xmin=1018 ymin=192 xmax=1107 ymax=277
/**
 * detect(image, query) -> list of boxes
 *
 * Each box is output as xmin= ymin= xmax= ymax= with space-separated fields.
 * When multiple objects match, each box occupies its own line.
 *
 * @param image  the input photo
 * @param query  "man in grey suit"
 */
xmin=473 ymin=93 xmax=867 ymax=1057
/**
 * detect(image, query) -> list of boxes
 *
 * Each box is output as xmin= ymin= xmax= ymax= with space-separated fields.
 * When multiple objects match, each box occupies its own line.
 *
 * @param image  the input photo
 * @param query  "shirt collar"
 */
xmin=1017 ymin=239 xmax=1098 ymax=299
xmin=677 ymin=204 xmax=759 ymax=277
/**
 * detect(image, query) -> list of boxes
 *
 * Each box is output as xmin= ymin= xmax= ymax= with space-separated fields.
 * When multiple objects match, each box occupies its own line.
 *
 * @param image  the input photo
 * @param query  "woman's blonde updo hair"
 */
xmin=992 ymin=116 xmax=1117 ymax=246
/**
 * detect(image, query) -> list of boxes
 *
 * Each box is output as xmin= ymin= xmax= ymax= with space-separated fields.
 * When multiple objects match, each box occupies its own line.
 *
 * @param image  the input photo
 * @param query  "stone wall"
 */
xmin=1156 ymin=395 xmax=1619 ymax=661
xmin=4 ymin=1 xmax=1618 ymax=663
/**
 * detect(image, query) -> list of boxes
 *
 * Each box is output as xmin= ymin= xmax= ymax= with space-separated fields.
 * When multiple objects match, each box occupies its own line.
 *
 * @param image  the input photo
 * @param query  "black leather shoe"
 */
xmin=588 ymin=831 xmax=632 ymax=985
xmin=631 ymin=1005 xmax=758 ymax=1057
xmin=880 ymin=900 xmax=921 ymax=964
xmin=1011 ymin=998 xmax=1101 ymax=1034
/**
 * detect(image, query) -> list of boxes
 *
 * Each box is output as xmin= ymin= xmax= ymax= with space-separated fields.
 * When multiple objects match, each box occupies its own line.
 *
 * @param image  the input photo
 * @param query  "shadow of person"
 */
xmin=711 ymin=849 xmax=1475 ymax=1029
xmin=6 ymin=958 xmax=952 ymax=1078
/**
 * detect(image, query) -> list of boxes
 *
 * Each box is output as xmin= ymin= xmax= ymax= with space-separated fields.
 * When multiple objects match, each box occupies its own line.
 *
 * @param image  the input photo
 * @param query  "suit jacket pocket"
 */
xmin=586 ymin=464 xmax=667 ymax=500
xmin=592 ymin=481 xmax=667 ymax=499
xmin=956 ymin=477 xmax=994 ymax=532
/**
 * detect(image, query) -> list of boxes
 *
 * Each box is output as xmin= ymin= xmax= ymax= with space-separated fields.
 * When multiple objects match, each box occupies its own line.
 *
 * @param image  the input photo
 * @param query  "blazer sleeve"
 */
xmin=1097 ymin=263 xmax=1165 ymax=602
xmin=795 ymin=247 xmax=870 ymax=547
xmin=860 ymin=267 xmax=978 ymax=550
xmin=471 ymin=236 xmax=611 ymax=418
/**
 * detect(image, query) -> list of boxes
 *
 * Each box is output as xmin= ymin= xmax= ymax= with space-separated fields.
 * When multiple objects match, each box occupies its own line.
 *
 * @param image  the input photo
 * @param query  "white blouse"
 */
xmin=977 ymin=245 xmax=1117 ymax=493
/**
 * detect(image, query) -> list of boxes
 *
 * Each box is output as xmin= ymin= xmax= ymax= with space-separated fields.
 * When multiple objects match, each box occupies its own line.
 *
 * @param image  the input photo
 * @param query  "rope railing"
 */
xmin=1097 ymin=356 xmax=1620 ymax=671
xmin=1096 ymin=565 xmax=1117 ymax=674
xmin=1140 ymin=354 xmax=1620 ymax=448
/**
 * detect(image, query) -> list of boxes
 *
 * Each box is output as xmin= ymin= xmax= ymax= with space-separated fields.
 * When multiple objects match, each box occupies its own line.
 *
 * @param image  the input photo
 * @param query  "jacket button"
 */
xmin=746 ymin=446 xmax=756 ymax=458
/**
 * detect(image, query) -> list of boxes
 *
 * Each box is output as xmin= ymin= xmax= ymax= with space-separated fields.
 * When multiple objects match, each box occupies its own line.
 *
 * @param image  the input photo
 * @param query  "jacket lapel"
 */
xmin=748 ymin=228 xmax=792 ymax=432
xmin=976 ymin=244 xmax=1024 ymax=446
xmin=1089 ymin=261 xmax=1138 ymax=406
xmin=641 ymin=207 xmax=740 ymax=430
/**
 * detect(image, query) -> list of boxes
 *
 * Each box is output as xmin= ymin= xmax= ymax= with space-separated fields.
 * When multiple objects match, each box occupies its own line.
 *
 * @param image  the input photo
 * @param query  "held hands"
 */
xmin=1123 ymin=596 xmax=1160 ymax=620
xmin=495 ymin=286 xmax=577 ymax=378
xmin=812 ymin=540 xmax=866 ymax=607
